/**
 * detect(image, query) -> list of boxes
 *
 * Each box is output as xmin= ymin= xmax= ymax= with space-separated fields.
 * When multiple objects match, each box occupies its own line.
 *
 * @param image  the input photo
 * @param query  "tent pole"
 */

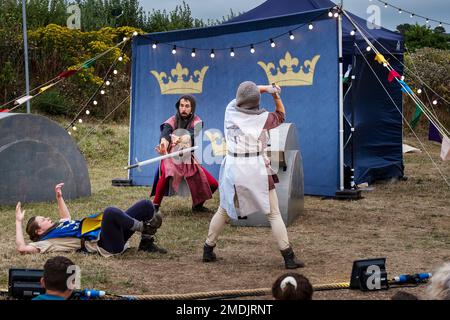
xmin=338 ymin=7 xmax=344 ymax=191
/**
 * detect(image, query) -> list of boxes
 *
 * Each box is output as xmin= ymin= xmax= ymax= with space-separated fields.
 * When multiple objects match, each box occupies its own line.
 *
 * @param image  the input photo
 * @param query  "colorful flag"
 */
xmin=39 ymin=83 xmax=56 ymax=93
xmin=410 ymin=105 xmax=422 ymax=128
xmin=15 ymin=95 xmax=33 ymax=105
xmin=374 ymin=53 xmax=388 ymax=65
xmin=398 ymin=79 xmax=413 ymax=95
xmin=440 ymin=135 xmax=450 ymax=161
xmin=58 ymin=69 xmax=78 ymax=78
xmin=388 ymin=70 xmax=401 ymax=82
xmin=428 ymin=122 xmax=442 ymax=143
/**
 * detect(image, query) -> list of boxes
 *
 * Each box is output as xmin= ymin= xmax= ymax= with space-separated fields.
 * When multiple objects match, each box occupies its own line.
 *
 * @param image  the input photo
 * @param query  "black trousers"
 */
xmin=97 ymin=199 xmax=154 ymax=254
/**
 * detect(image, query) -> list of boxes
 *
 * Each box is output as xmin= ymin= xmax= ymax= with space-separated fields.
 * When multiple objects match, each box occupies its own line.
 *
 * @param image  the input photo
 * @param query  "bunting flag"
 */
xmin=398 ymin=79 xmax=413 ymax=95
xmin=440 ymin=135 xmax=450 ymax=161
xmin=410 ymin=105 xmax=423 ymax=128
xmin=343 ymin=65 xmax=352 ymax=84
xmin=388 ymin=69 xmax=401 ymax=82
xmin=39 ymin=83 xmax=56 ymax=93
xmin=0 ymin=109 xmax=10 ymax=112
xmin=15 ymin=95 xmax=33 ymax=105
xmin=58 ymin=69 xmax=78 ymax=79
xmin=374 ymin=53 xmax=388 ymax=65
xmin=428 ymin=122 xmax=443 ymax=143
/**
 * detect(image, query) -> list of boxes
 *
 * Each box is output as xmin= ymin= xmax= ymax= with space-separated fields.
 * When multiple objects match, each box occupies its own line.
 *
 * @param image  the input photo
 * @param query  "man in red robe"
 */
xmin=150 ymin=95 xmax=218 ymax=212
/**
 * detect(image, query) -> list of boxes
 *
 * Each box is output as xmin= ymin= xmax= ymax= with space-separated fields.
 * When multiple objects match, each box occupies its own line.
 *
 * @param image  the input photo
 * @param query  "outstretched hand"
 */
xmin=15 ymin=202 xmax=25 ymax=222
xmin=55 ymin=183 xmax=64 ymax=198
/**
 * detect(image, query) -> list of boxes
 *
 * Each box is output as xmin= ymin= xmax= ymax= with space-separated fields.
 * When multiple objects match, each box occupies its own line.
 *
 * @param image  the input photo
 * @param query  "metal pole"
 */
xmin=22 ymin=0 xmax=31 ymax=113
xmin=338 ymin=8 xmax=344 ymax=191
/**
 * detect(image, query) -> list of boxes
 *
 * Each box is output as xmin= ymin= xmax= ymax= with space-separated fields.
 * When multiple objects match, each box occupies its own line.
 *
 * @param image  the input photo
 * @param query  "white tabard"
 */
xmin=219 ymin=99 xmax=270 ymax=220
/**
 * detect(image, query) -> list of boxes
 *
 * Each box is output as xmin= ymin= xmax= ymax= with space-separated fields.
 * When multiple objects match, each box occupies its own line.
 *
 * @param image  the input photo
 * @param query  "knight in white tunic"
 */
xmin=202 ymin=81 xmax=305 ymax=269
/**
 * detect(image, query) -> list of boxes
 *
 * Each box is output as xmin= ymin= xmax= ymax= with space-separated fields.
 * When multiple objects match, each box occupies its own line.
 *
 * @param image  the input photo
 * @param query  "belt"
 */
xmin=228 ymin=151 xmax=262 ymax=157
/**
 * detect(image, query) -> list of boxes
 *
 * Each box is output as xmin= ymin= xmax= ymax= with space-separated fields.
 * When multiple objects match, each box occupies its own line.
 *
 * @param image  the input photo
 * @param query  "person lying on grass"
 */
xmin=15 ymin=183 xmax=167 ymax=257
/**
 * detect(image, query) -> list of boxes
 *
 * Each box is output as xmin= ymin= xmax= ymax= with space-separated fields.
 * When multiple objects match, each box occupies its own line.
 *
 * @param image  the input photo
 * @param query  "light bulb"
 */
xmin=68 ymin=131 xmax=72 ymax=135
xmin=191 ymin=49 xmax=196 ymax=57
xmin=93 ymin=100 xmax=98 ymax=105
xmin=78 ymin=119 xmax=83 ymax=123
xmin=308 ymin=23 xmax=314 ymax=30
xmin=172 ymin=45 xmax=176 ymax=54
xmin=270 ymin=39 xmax=275 ymax=48
xmin=366 ymin=46 xmax=372 ymax=52
xmin=334 ymin=12 xmax=339 ymax=18
xmin=133 ymin=31 xmax=138 ymax=36
xmin=72 ymin=126 xmax=77 ymax=131
xmin=328 ymin=11 xmax=333 ymax=18
xmin=105 ymin=80 xmax=111 ymax=86
xmin=230 ymin=48 xmax=235 ymax=57
xmin=86 ymin=110 xmax=90 ymax=115
xmin=289 ymin=31 xmax=295 ymax=40
xmin=384 ymin=3 xmax=388 ymax=8
xmin=123 ymin=37 xmax=128 ymax=41
xmin=350 ymin=30 xmax=356 ymax=36
xmin=250 ymin=45 xmax=255 ymax=54
xmin=398 ymin=9 xmax=402 ymax=14
xmin=433 ymin=100 xmax=438 ymax=105
xmin=152 ymin=43 xmax=157 ymax=49
xmin=101 ymin=90 xmax=105 ymax=95
xmin=113 ymin=70 xmax=118 ymax=75
xmin=417 ymin=89 xmax=422 ymax=94
xmin=210 ymin=49 xmax=215 ymax=58
xmin=401 ymin=76 xmax=405 ymax=81
xmin=118 ymin=56 xmax=123 ymax=61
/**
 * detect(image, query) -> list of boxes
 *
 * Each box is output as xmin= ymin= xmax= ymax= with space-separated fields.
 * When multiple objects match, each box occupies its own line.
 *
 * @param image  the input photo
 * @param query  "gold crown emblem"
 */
xmin=150 ymin=62 xmax=209 ymax=94
xmin=257 ymin=51 xmax=320 ymax=86
xmin=205 ymin=131 xmax=227 ymax=156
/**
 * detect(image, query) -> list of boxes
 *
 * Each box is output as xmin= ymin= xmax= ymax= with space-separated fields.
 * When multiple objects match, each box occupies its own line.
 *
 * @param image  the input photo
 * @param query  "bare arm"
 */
xmin=15 ymin=202 xmax=39 ymax=254
xmin=258 ymin=84 xmax=285 ymax=114
xmin=55 ymin=183 xmax=71 ymax=220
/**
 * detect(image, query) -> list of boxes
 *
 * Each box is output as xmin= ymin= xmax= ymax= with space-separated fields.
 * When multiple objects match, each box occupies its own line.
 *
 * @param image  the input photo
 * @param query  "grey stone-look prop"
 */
xmin=0 ymin=113 xmax=91 ymax=205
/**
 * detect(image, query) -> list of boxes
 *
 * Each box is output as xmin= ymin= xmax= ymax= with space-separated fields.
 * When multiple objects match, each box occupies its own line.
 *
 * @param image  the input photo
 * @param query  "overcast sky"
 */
xmin=141 ymin=0 xmax=450 ymax=31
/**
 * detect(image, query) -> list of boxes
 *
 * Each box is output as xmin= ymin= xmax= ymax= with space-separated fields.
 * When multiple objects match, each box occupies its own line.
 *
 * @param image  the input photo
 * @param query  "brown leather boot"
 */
xmin=281 ymin=247 xmax=305 ymax=269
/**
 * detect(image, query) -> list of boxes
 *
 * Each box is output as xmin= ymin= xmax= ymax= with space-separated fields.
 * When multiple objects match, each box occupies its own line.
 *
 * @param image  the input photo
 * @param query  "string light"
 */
xmin=398 ymin=9 xmax=402 ymax=14
xmin=93 ymin=100 xmax=98 ymax=105
xmin=72 ymin=126 xmax=77 ymax=131
xmin=113 ymin=70 xmax=118 ymax=75
xmin=68 ymin=132 xmax=72 ymax=135
xmin=426 ymin=19 xmax=430 ymax=24
xmin=410 ymin=13 xmax=415 ymax=18
xmin=350 ymin=29 xmax=356 ymax=36
xmin=78 ymin=119 xmax=83 ymax=123
xmin=191 ymin=48 xmax=196 ymax=58
xmin=384 ymin=3 xmax=388 ymax=8
xmin=250 ymin=45 xmax=255 ymax=54
xmin=308 ymin=23 xmax=314 ymax=30
xmin=433 ymin=100 xmax=438 ymax=105
xmin=105 ymin=80 xmax=111 ymax=86
xmin=230 ymin=48 xmax=235 ymax=57
xmin=210 ymin=49 xmax=215 ymax=58
xmin=133 ymin=31 xmax=138 ymax=36
xmin=366 ymin=46 xmax=372 ymax=52
xmin=270 ymin=39 xmax=276 ymax=48
xmin=118 ymin=56 xmax=123 ymax=61
xmin=334 ymin=12 xmax=339 ymax=18
xmin=100 ymin=90 xmax=105 ymax=95
xmin=401 ymin=76 xmax=405 ymax=81
xmin=152 ymin=42 xmax=157 ymax=49
xmin=86 ymin=110 xmax=90 ymax=115
xmin=417 ymin=89 xmax=422 ymax=94
xmin=328 ymin=10 xmax=333 ymax=18
xmin=122 ymin=37 xmax=128 ymax=41
xmin=172 ymin=45 xmax=177 ymax=55
xmin=289 ymin=31 xmax=295 ymax=40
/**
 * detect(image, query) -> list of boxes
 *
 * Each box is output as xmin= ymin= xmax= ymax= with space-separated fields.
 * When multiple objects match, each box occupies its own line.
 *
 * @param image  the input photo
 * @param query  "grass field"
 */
xmin=0 ymin=120 xmax=449 ymax=300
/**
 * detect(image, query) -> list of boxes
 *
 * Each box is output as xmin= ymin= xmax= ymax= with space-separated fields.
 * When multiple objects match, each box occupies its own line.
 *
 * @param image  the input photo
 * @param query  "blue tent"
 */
xmin=128 ymin=0 xmax=404 ymax=196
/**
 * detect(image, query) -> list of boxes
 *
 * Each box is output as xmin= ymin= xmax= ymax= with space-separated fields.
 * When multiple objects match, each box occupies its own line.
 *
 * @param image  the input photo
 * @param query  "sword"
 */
xmin=124 ymin=146 xmax=199 ymax=170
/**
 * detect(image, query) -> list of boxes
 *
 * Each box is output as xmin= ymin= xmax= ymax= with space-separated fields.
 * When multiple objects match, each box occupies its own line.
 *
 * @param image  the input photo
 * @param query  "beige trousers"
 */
xmin=205 ymin=189 xmax=290 ymax=250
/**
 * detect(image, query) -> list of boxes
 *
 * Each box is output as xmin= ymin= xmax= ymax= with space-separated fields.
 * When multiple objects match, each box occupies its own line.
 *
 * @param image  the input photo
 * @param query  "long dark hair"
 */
xmin=26 ymin=216 xmax=57 ymax=242
xmin=175 ymin=95 xmax=196 ymax=129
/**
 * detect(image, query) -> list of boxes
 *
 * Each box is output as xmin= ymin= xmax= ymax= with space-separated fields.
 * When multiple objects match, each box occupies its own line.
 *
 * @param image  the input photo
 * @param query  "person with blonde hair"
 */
xmin=426 ymin=262 xmax=450 ymax=300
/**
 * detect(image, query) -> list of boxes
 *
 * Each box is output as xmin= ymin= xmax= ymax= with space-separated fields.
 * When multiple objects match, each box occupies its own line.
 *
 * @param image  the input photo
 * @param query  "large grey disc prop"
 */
xmin=0 ymin=113 xmax=91 ymax=205
xmin=232 ymin=123 xmax=304 ymax=227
